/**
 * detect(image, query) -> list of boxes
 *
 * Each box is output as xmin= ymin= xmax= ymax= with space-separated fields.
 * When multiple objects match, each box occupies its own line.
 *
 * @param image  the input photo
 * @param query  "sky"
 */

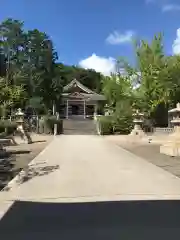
xmin=1 ymin=0 xmax=180 ymax=75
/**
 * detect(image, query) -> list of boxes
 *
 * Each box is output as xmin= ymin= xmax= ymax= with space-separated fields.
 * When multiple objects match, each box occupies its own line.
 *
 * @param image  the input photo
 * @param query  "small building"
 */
xmin=60 ymin=79 xmax=106 ymax=119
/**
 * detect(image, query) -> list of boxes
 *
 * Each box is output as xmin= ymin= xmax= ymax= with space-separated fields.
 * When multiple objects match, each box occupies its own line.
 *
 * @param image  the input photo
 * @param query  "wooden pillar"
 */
xmin=94 ymin=104 xmax=98 ymax=120
xmin=66 ymin=100 xmax=69 ymax=119
xmin=94 ymin=104 xmax=98 ymax=115
xmin=84 ymin=100 xmax=86 ymax=119
xmin=52 ymin=102 xmax=55 ymax=115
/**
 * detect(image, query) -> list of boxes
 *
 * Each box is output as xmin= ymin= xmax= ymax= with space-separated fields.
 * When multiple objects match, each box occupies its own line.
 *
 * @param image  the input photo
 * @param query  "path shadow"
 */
xmin=31 ymin=140 xmax=46 ymax=144
xmin=21 ymin=164 xmax=60 ymax=183
xmin=7 ymin=150 xmax=31 ymax=155
xmin=1 ymin=200 xmax=180 ymax=239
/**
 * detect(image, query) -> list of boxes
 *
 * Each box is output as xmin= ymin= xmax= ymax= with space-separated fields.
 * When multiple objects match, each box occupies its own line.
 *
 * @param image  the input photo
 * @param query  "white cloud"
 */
xmin=79 ymin=54 xmax=116 ymax=76
xmin=162 ymin=4 xmax=180 ymax=12
xmin=146 ymin=0 xmax=180 ymax=13
xmin=106 ymin=30 xmax=134 ymax=45
xmin=172 ymin=28 xmax=180 ymax=54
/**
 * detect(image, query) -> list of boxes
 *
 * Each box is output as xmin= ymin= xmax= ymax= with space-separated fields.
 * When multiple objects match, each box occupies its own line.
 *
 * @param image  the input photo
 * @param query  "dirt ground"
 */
xmin=106 ymin=136 xmax=180 ymax=178
xmin=5 ymin=134 xmax=53 ymax=175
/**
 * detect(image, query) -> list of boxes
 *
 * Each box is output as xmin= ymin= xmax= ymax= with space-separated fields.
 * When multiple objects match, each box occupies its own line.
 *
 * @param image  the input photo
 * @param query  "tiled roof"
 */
xmin=63 ymin=79 xmax=95 ymax=94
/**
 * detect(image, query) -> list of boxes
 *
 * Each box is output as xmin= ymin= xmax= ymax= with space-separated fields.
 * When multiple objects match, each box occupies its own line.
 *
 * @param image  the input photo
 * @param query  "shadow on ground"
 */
xmin=7 ymin=150 xmax=31 ymax=155
xmin=1 ymin=200 xmax=180 ymax=239
xmin=21 ymin=164 xmax=60 ymax=184
xmin=31 ymin=140 xmax=47 ymax=144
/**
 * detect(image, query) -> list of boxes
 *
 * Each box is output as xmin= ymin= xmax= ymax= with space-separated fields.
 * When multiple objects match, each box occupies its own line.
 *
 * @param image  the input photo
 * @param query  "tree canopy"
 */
xmin=1 ymin=17 xmax=180 ymax=128
xmin=0 ymin=18 xmax=103 ymax=116
xmin=102 ymin=33 xmax=180 ymax=127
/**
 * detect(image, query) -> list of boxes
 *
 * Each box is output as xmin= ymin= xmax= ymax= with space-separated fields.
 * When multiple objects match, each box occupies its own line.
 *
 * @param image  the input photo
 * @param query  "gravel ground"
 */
xmin=5 ymin=134 xmax=53 ymax=176
xmin=113 ymin=140 xmax=180 ymax=178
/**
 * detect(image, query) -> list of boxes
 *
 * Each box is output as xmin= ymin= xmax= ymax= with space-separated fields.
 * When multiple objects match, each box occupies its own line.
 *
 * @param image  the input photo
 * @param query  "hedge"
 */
xmin=96 ymin=116 xmax=113 ymax=135
xmin=96 ymin=114 xmax=133 ymax=135
xmin=112 ymin=115 xmax=133 ymax=134
xmin=0 ymin=120 xmax=17 ymax=136
xmin=44 ymin=116 xmax=63 ymax=135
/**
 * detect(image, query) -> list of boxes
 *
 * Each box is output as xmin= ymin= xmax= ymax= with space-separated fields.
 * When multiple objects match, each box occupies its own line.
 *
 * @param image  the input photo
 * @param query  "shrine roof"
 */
xmin=62 ymin=92 xmax=106 ymax=101
xmin=63 ymin=79 xmax=105 ymax=101
xmin=63 ymin=79 xmax=95 ymax=94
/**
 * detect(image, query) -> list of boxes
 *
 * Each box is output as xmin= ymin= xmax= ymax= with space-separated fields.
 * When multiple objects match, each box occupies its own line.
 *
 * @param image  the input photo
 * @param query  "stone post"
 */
xmin=94 ymin=104 xmax=98 ymax=120
xmin=84 ymin=100 xmax=86 ymax=119
xmin=54 ymin=112 xmax=59 ymax=136
xmin=66 ymin=100 xmax=69 ymax=119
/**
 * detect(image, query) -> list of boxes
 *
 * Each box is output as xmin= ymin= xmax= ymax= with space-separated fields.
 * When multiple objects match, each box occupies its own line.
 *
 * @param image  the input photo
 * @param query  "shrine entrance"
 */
xmin=60 ymin=79 xmax=106 ymax=120
xmin=71 ymin=105 xmax=79 ymax=115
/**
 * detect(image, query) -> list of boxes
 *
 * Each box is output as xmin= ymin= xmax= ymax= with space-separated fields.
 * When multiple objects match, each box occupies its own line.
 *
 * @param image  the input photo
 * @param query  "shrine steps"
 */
xmin=63 ymin=119 xmax=96 ymax=135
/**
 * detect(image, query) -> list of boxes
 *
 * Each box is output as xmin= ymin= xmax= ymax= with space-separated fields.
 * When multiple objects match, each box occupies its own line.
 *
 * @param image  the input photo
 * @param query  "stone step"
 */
xmin=63 ymin=119 xmax=96 ymax=134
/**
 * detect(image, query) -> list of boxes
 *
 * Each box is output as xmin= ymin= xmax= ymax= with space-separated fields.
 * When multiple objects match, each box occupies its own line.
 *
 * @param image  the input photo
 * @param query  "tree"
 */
xmin=56 ymin=63 xmax=103 ymax=92
xmin=119 ymin=34 xmax=172 ymax=115
xmin=102 ymin=73 xmax=133 ymax=133
xmin=0 ymin=18 xmax=25 ymax=84
xmin=116 ymin=33 xmax=180 ymax=127
xmin=102 ymin=73 xmax=132 ymax=110
xmin=0 ymin=17 xmax=104 ymax=115
xmin=0 ymin=77 xmax=25 ymax=117
xmin=0 ymin=50 xmax=6 ymax=77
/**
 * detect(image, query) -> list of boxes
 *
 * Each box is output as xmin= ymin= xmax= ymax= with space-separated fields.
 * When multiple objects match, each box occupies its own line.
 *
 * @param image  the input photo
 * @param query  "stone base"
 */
xmin=160 ymin=143 xmax=180 ymax=157
xmin=130 ymin=129 xmax=146 ymax=138
xmin=15 ymin=136 xmax=29 ymax=145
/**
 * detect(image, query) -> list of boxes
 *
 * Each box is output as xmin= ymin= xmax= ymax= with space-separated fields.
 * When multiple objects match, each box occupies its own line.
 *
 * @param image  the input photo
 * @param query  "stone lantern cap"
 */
xmin=132 ymin=110 xmax=144 ymax=124
xmin=132 ymin=109 xmax=144 ymax=117
xmin=168 ymin=103 xmax=180 ymax=114
xmin=15 ymin=108 xmax=24 ymax=124
xmin=168 ymin=103 xmax=180 ymax=124
xmin=15 ymin=108 xmax=24 ymax=116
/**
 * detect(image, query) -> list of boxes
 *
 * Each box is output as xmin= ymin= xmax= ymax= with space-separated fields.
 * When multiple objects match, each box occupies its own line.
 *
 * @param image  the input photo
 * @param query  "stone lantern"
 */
xmin=130 ymin=109 xmax=145 ymax=137
xmin=169 ymin=103 xmax=180 ymax=137
xmin=104 ymin=104 xmax=113 ymax=116
xmin=15 ymin=108 xmax=32 ymax=144
xmin=15 ymin=108 xmax=24 ymax=126
xmin=160 ymin=103 xmax=180 ymax=156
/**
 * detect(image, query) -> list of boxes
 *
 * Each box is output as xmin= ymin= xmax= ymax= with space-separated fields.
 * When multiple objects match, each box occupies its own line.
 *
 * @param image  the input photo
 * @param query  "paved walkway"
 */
xmin=1 ymin=135 xmax=180 ymax=215
xmin=2 ymin=134 xmax=180 ymax=238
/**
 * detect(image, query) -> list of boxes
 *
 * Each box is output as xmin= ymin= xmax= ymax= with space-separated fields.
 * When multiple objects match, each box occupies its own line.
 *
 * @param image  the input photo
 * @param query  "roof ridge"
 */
xmin=63 ymin=78 xmax=95 ymax=94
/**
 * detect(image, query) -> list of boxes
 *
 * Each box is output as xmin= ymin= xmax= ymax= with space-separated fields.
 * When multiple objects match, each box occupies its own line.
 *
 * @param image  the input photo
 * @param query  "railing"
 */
xmin=0 ymin=116 xmax=15 ymax=121
xmin=0 ymin=115 xmax=39 ymax=133
xmin=153 ymin=127 xmax=174 ymax=134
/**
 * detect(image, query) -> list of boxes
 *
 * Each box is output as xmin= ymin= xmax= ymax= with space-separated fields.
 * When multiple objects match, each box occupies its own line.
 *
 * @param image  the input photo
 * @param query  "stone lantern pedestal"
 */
xmin=160 ymin=103 xmax=180 ymax=156
xmin=130 ymin=110 xmax=146 ymax=137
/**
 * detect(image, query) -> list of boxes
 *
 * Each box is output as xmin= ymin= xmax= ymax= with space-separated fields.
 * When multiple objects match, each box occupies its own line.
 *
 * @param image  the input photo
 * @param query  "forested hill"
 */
xmin=55 ymin=63 xmax=102 ymax=92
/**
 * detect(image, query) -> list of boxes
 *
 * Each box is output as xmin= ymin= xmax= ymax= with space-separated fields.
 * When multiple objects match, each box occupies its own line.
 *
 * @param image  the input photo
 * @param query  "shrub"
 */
xmin=112 ymin=114 xmax=133 ymax=134
xmin=0 ymin=120 xmax=17 ymax=135
xmin=111 ymin=100 xmax=133 ymax=134
xmin=96 ymin=116 xmax=113 ymax=135
xmin=23 ymin=120 xmax=31 ymax=133
xmin=44 ymin=116 xmax=63 ymax=135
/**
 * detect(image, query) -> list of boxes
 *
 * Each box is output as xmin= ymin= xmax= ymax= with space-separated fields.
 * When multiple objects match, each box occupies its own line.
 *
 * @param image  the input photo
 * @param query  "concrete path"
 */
xmin=1 ymin=135 xmax=180 ymax=202
xmin=2 ymin=135 xmax=180 ymax=238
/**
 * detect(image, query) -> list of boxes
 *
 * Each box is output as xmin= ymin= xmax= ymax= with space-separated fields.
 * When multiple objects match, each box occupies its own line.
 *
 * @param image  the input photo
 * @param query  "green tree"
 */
xmin=102 ymin=73 xmax=132 ymax=110
xmin=0 ymin=77 xmax=25 ymax=117
xmin=119 ymin=34 xmax=173 ymax=116
xmin=0 ymin=18 xmax=25 ymax=84
xmin=102 ymin=73 xmax=133 ymax=133
xmin=0 ymin=17 xmax=104 ymax=114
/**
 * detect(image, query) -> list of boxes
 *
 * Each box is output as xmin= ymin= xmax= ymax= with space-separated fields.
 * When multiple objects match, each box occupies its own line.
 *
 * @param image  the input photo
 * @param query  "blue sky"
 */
xmin=1 ymin=0 xmax=180 ymax=75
